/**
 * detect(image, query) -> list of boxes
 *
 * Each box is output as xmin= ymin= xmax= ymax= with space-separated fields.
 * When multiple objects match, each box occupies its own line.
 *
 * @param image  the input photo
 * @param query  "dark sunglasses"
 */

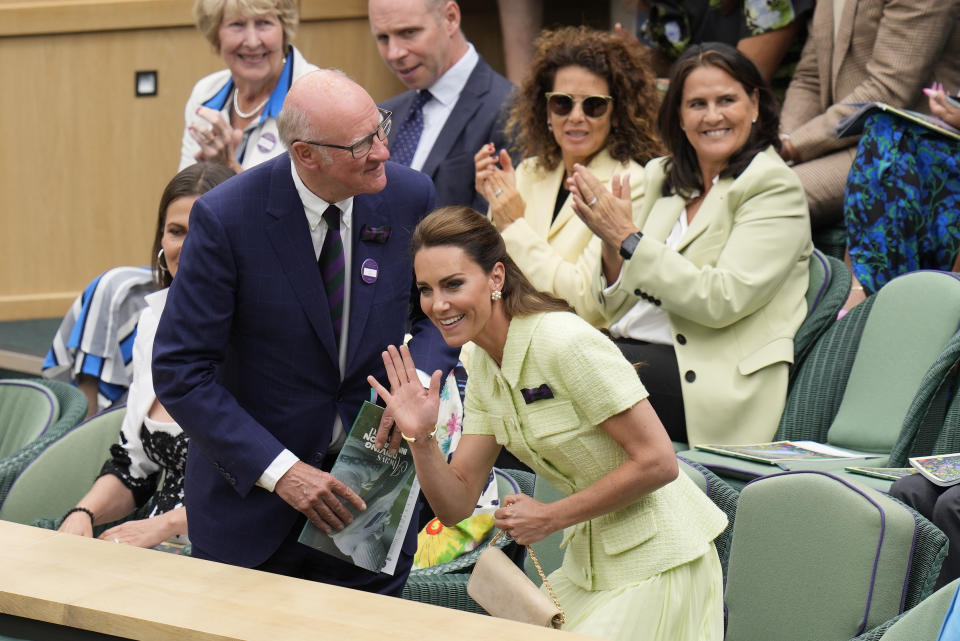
xmin=545 ymin=92 xmax=614 ymax=118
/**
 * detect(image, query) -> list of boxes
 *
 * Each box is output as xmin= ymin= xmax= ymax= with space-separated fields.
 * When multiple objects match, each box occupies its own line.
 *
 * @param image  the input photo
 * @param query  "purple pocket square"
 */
xmin=360 ymin=225 xmax=392 ymax=243
xmin=521 ymin=383 xmax=554 ymax=404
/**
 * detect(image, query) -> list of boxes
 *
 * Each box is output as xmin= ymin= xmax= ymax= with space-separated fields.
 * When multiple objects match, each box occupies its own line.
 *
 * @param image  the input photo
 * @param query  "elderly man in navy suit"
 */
xmin=152 ymin=69 xmax=457 ymax=595
xmin=369 ymin=0 xmax=514 ymax=211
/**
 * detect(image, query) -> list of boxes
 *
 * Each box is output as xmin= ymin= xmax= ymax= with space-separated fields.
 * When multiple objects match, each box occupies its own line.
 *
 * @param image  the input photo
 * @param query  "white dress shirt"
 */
xmin=409 ymin=43 xmax=479 ymax=171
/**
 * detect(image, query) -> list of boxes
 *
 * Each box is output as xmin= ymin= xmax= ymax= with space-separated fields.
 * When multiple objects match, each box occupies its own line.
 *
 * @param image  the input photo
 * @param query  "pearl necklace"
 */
xmin=232 ymin=87 xmax=270 ymax=119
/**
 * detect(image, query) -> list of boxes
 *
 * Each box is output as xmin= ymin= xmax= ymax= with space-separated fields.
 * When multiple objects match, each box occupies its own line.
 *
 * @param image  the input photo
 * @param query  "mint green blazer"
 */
xmin=601 ymin=148 xmax=813 ymax=446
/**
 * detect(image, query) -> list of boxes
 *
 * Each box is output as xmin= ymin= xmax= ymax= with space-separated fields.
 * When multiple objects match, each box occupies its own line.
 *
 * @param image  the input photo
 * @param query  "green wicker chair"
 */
xmin=682 ymin=272 xmax=960 ymax=483
xmin=0 ymin=379 xmax=58 ymax=460
xmin=792 ymin=248 xmax=851 ymax=379
xmin=0 ymin=378 xmax=88 ymax=504
xmin=0 ymin=405 xmax=123 ymax=524
xmin=724 ymin=471 xmax=947 ymax=641
xmin=677 ymin=456 xmax=739 ymax=577
xmin=853 ymin=578 xmax=959 ymax=641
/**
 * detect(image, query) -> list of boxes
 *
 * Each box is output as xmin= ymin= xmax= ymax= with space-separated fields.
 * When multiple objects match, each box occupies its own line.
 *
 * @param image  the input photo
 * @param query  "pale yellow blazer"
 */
xmin=600 ymin=148 xmax=812 ymax=446
xmin=499 ymin=149 xmax=644 ymax=327
xmin=464 ymin=312 xmax=727 ymax=590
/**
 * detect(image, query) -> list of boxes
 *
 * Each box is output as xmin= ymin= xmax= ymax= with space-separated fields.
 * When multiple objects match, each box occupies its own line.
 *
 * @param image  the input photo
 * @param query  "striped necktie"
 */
xmin=390 ymin=90 xmax=432 ymax=166
xmin=319 ymin=205 xmax=345 ymax=347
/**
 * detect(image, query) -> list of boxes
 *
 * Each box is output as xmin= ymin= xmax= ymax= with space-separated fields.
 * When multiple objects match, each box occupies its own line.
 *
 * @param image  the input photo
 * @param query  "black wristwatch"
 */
xmin=619 ymin=232 xmax=643 ymax=260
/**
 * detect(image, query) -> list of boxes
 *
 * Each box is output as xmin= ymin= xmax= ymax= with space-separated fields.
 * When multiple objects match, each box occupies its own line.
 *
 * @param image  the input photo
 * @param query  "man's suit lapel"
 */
xmin=344 ymin=189 xmax=388 ymax=373
xmin=263 ymin=156 xmax=339 ymax=365
xmin=420 ymin=60 xmax=493 ymax=178
xmin=812 ymin=3 xmax=835 ymax=110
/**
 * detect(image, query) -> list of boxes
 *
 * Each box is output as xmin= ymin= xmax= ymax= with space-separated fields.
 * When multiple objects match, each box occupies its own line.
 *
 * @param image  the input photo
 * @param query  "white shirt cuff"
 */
xmin=256 ymin=449 xmax=299 ymax=492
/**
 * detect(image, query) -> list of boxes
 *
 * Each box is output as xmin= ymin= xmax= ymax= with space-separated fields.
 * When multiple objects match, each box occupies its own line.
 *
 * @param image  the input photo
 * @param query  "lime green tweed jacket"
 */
xmin=463 ymin=312 xmax=727 ymax=591
xmin=601 ymin=147 xmax=812 ymax=446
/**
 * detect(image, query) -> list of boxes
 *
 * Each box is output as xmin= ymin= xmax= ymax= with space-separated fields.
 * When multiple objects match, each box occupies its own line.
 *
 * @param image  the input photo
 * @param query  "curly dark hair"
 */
xmin=507 ymin=25 xmax=665 ymax=172
xmin=657 ymin=42 xmax=781 ymax=199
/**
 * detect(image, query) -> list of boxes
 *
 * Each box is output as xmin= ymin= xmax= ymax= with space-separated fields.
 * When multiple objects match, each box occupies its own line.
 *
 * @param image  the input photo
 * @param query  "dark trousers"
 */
xmin=613 ymin=338 xmax=688 ymax=444
xmin=191 ymin=514 xmax=411 ymax=596
xmin=889 ymin=473 xmax=960 ymax=590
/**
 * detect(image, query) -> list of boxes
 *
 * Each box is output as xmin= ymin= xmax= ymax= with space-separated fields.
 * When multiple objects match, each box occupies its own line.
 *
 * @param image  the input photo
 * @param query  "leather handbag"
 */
xmin=466 ymin=530 xmax=565 ymax=629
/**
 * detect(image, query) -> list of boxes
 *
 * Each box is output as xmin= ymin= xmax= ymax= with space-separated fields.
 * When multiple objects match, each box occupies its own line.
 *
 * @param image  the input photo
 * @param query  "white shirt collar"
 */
xmin=427 ymin=42 xmax=478 ymax=107
xmin=289 ymin=159 xmax=353 ymax=231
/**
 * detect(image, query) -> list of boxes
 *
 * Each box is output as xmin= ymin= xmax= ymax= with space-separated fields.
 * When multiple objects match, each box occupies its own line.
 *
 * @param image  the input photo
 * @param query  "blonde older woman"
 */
xmin=179 ymin=0 xmax=318 ymax=172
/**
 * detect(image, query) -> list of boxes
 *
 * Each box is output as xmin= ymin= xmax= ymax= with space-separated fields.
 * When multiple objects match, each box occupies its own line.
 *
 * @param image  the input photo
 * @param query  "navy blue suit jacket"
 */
xmin=152 ymin=154 xmax=457 ymax=580
xmin=381 ymin=56 xmax=514 ymax=211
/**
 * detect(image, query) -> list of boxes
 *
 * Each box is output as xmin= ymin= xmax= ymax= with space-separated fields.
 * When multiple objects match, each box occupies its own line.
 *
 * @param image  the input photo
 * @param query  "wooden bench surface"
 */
xmin=0 ymin=521 xmax=585 ymax=641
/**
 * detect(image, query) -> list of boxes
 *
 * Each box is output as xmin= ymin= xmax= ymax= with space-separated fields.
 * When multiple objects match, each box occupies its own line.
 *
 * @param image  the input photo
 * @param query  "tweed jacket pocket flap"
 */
xmin=524 ymin=400 xmax=580 ymax=439
xmin=598 ymin=501 xmax=656 ymax=555
xmin=737 ymin=337 xmax=794 ymax=376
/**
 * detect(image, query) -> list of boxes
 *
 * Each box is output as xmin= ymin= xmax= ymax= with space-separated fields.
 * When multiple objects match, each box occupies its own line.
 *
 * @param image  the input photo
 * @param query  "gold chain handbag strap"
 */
xmin=490 ymin=530 xmax=566 ymax=626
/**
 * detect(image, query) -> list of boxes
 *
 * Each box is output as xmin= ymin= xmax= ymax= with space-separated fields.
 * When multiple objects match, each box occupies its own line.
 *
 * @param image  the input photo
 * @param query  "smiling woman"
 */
xmin=567 ymin=42 xmax=811 ymax=447
xmin=473 ymin=26 xmax=664 ymax=327
xmin=368 ymin=206 xmax=727 ymax=641
xmin=178 ymin=0 xmax=319 ymax=173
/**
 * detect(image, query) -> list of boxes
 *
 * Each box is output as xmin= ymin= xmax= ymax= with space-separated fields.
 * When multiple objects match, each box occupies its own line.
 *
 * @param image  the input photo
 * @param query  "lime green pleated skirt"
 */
xmin=546 ymin=544 xmax=724 ymax=641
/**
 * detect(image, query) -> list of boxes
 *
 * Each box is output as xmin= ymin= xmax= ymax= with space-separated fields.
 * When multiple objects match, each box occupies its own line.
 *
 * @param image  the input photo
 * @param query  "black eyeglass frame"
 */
xmin=544 ymin=92 xmax=614 ymax=119
xmin=294 ymin=108 xmax=393 ymax=159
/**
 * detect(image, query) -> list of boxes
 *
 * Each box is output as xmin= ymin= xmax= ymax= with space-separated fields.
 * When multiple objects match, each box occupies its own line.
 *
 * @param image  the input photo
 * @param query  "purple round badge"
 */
xmin=360 ymin=258 xmax=379 ymax=284
xmin=256 ymin=132 xmax=277 ymax=154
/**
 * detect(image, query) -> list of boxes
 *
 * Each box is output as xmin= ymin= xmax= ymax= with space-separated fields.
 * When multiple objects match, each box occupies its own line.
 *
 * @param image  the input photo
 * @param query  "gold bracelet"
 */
xmin=401 ymin=427 xmax=438 ymax=443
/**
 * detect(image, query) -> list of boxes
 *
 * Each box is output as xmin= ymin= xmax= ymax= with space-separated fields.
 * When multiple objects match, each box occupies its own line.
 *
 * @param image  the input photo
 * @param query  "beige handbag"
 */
xmin=466 ymin=530 xmax=565 ymax=629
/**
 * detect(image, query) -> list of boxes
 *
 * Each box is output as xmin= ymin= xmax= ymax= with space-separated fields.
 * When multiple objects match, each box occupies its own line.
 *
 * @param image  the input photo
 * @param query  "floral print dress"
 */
xmin=844 ymin=112 xmax=960 ymax=294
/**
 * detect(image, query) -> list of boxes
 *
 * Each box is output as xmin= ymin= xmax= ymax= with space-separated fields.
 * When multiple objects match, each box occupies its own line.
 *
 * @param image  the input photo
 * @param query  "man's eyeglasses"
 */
xmin=294 ymin=109 xmax=393 ymax=159
xmin=544 ymin=92 xmax=614 ymax=119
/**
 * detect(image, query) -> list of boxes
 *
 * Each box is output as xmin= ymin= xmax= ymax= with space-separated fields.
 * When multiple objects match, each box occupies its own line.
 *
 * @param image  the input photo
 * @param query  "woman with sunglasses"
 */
xmin=569 ymin=43 xmax=812 ymax=447
xmin=474 ymin=26 xmax=663 ymax=326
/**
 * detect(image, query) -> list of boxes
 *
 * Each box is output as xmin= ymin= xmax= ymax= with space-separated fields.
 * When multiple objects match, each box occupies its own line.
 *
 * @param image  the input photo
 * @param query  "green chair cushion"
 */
xmin=880 ymin=579 xmax=959 ymax=641
xmin=829 ymin=272 xmax=960 ymax=453
xmin=0 ymin=405 xmax=124 ymax=524
xmin=0 ymin=380 xmax=59 ymax=459
xmin=724 ymin=471 xmax=937 ymax=641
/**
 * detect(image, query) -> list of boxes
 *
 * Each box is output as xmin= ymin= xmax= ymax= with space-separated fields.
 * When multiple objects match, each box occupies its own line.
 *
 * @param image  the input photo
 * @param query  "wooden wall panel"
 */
xmin=0 ymin=1 xmax=503 ymax=321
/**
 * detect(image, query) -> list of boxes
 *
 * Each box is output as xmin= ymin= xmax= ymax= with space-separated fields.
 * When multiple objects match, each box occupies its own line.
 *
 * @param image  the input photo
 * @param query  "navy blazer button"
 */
xmin=676 ymin=334 xmax=687 ymax=345
xmin=684 ymin=370 xmax=696 ymax=383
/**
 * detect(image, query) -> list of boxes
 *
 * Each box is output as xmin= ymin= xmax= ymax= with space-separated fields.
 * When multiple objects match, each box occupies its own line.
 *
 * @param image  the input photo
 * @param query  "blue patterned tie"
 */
xmin=319 ymin=205 xmax=345 ymax=347
xmin=390 ymin=90 xmax=432 ymax=166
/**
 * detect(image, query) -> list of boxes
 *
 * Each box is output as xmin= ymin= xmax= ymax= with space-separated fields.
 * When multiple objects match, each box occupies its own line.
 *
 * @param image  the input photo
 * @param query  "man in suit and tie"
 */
xmin=369 ymin=0 xmax=514 ymax=211
xmin=151 ymin=69 xmax=457 ymax=595
xmin=779 ymin=0 xmax=960 ymax=229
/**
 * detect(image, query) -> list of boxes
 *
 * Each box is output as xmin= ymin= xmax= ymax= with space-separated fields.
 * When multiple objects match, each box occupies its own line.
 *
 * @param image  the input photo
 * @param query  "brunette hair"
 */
xmin=657 ymin=41 xmax=780 ymax=198
xmin=151 ymin=162 xmax=235 ymax=288
xmin=411 ymin=207 xmax=572 ymax=318
xmin=507 ymin=25 xmax=664 ymax=171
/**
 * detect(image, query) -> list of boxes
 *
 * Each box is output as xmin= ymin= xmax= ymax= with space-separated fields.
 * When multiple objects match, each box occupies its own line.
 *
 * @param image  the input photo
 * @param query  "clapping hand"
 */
xmin=568 ymin=163 xmax=638 ymax=250
xmin=474 ymin=143 xmax=525 ymax=229
xmin=367 ymin=345 xmax=443 ymax=447
xmin=189 ymin=106 xmax=244 ymax=172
